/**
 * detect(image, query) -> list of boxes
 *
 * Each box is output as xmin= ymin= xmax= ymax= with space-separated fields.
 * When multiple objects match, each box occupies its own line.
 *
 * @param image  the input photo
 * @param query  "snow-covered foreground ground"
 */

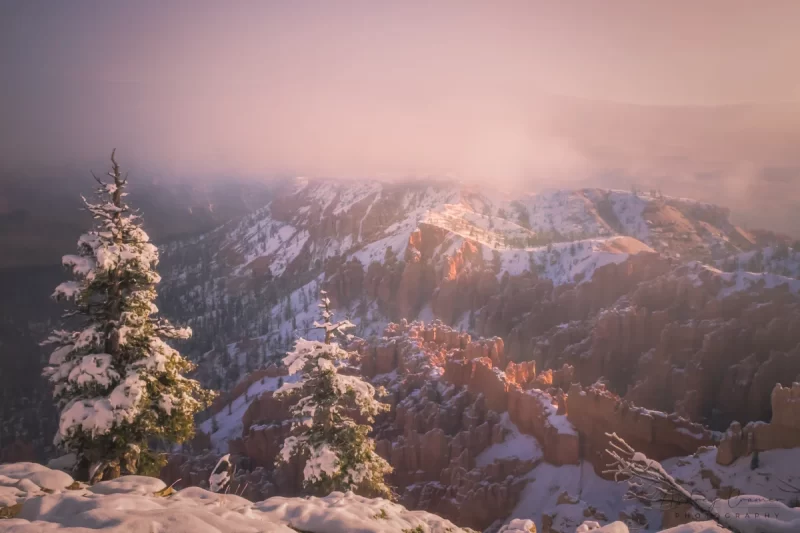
xmin=0 ymin=463 xmax=474 ymax=533
xmin=3 ymin=457 xmax=800 ymax=533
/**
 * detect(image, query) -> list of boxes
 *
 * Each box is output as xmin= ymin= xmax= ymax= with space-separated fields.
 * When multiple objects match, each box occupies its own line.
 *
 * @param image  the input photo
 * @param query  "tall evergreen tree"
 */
xmin=275 ymin=290 xmax=392 ymax=498
xmin=43 ymin=150 xmax=215 ymax=482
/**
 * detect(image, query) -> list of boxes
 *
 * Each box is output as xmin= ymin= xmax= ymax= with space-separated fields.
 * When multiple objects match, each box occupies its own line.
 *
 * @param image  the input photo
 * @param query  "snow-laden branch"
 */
xmin=604 ymin=432 xmax=744 ymax=533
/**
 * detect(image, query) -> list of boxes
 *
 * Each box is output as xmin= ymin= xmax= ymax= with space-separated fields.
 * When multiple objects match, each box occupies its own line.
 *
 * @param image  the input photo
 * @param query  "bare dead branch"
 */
xmin=90 ymin=170 xmax=105 ymax=186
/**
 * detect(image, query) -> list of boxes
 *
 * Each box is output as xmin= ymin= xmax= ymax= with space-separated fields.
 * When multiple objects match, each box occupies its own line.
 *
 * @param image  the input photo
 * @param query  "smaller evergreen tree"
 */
xmin=275 ymin=290 xmax=392 ymax=498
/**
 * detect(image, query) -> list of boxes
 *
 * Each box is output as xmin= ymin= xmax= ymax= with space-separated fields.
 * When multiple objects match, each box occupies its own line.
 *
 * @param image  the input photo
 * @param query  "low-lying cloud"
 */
xmin=2 ymin=1 xmax=799 ymax=235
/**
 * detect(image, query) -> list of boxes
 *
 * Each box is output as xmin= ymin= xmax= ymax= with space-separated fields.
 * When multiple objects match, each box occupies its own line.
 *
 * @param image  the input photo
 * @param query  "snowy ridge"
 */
xmin=179 ymin=180 xmax=744 ymax=287
xmin=718 ymin=244 xmax=800 ymax=278
xmin=685 ymin=262 xmax=800 ymax=298
xmin=496 ymin=236 xmax=654 ymax=285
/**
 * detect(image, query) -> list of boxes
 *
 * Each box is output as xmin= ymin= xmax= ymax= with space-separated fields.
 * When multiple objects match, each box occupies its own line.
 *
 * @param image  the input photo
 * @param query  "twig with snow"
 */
xmin=603 ymin=432 xmax=744 ymax=533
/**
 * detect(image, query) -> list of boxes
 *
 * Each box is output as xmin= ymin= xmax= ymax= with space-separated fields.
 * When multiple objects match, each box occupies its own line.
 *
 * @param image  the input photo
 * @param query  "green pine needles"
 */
xmin=43 ymin=150 xmax=215 ymax=482
xmin=275 ymin=291 xmax=393 ymax=498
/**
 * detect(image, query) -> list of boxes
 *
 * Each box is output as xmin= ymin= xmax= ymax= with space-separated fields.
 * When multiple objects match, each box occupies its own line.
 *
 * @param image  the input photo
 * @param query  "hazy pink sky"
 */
xmin=2 ymin=0 xmax=799 ymax=187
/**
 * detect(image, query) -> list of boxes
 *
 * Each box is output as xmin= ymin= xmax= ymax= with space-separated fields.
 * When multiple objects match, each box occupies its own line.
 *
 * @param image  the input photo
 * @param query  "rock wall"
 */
xmin=440 ymin=335 xmax=581 ymax=467
xmin=400 ymin=457 xmax=536 ymax=531
xmin=717 ymin=382 xmax=800 ymax=465
xmin=506 ymin=261 xmax=800 ymax=431
xmin=507 ymin=387 xmax=580 ymax=466
xmin=208 ymin=364 xmax=287 ymax=416
xmin=565 ymin=383 xmax=719 ymax=474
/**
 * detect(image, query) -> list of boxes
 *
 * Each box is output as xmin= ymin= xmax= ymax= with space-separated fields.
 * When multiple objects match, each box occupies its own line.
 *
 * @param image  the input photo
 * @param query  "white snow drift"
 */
xmin=0 ymin=463 xmax=472 ymax=533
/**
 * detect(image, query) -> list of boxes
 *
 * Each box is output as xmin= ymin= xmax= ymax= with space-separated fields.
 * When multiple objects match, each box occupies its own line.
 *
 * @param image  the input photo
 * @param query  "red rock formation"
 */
xmin=566 ymin=383 xmax=718 ymax=474
xmin=717 ymin=382 xmax=800 ymax=465
xmin=467 ymin=358 xmax=510 ymax=413
xmin=507 ymin=386 xmax=580 ymax=466
xmin=464 ymin=337 xmax=506 ymax=369
xmin=241 ymin=421 xmax=294 ymax=468
xmin=241 ymin=391 xmax=294 ymax=434
xmin=505 ymin=360 xmax=537 ymax=388
xmin=401 ymin=457 xmax=537 ymax=531
xmin=209 ymin=364 xmax=287 ymax=416
xmin=531 ymin=363 xmax=575 ymax=392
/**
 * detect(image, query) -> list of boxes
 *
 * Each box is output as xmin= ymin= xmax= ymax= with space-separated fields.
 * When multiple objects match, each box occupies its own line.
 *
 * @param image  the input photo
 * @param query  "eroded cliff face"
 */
xmin=165 ymin=321 xmax=748 ymax=531
xmin=475 ymin=265 xmax=798 ymax=439
xmin=716 ymin=382 xmax=800 ymax=465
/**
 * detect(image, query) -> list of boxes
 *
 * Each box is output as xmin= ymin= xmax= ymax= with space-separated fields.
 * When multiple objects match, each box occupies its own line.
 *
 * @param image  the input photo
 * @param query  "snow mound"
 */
xmin=699 ymin=495 xmax=800 ymax=533
xmin=0 ymin=463 xmax=74 ymax=492
xmin=88 ymin=476 xmax=166 ymax=495
xmin=657 ymin=495 xmax=800 ymax=533
xmin=658 ymin=523 xmax=728 ymax=533
xmin=0 ymin=465 xmax=472 ymax=533
xmin=576 ymin=521 xmax=631 ymax=533
xmin=497 ymin=518 xmax=537 ymax=532
xmin=256 ymin=491 xmax=475 ymax=532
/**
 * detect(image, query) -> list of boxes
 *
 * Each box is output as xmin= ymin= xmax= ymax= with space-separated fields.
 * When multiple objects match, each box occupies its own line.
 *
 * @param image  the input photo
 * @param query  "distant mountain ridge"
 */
xmin=156 ymin=178 xmax=796 ymax=392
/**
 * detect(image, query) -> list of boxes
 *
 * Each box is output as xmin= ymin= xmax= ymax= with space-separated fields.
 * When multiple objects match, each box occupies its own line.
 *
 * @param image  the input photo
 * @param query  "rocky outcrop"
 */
xmin=209 ymin=364 xmax=287 ymax=416
xmin=566 ymin=384 xmax=719 ymax=473
xmin=508 ymin=387 xmax=580 ymax=466
xmin=241 ymin=391 xmax=294 ymax=434
xmin=168 ymin=314 xmax=795 ymax=530
xmin=504 ymin=360 xmax=537 ymax=388
xmin=401 ymin=457 xmax=536 ymax=531
xmin=381 ymin=382 xmax=503 ymax=490
xmin=717 ymin=382 xmax=800 ymax=465
xmin=443 ymin=357 xmax=510 ymax=413
xmin=238 ymin=421 xmax=293 ymax=469
xmin=498 ymin=259 xmax=800 ymax=433
xmin=439 ymin=339 xmax=581 ymax=467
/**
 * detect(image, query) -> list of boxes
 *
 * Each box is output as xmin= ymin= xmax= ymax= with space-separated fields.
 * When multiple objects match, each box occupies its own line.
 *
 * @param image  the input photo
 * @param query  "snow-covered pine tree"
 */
xmin=275 ymin=290 xmax=392 ymax=498
xmin=42 ymin=150 xmax=215 ymax=482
